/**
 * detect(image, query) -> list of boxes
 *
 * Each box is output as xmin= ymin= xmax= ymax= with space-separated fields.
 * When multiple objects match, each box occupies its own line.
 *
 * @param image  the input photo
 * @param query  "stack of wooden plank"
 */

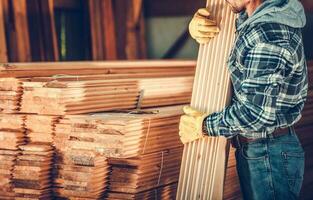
xmin=0 ymin=78 xmax=23 ymax=113
xmin=25 ymin=115 xmax=60 ymax=144
xmin=54 ymin=106 xmax=183 ymax=158
xmin=107 ymin=147 xmax=182 ymax=199
xmin=0 ymin=61 xmax=196 ymax=78
xmin=20 ymin=76 xmax=192 ymax=115
xmin=0 ymin=114 xmax=25 ymax=198
xmin=53 ymin=149 xmax=109 ymax=199
xmin=12 ymin=143 xmax=54 ymax=199
xmin=0 ymin=150 xmax=19 ymax=199
xmin=107 ymin=182 xmax=178 ymax=200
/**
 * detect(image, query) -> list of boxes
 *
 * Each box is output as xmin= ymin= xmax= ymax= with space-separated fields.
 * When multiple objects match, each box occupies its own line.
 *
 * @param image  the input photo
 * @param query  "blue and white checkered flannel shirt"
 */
xmin=204 ymin=20 xmax=308 ymax=139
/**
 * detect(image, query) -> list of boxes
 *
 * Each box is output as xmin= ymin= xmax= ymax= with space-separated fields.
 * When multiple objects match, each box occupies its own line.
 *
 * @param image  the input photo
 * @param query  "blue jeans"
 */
xmin=235 ymin=128 xmax=305 ymax=200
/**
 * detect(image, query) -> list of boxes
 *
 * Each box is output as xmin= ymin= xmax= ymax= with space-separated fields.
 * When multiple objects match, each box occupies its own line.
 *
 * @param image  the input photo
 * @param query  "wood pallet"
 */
xmin=0 ymin=61 xmax=196 ymax=78
xmin=54 ymin=105 xmax=184 ymax=158
xmin=108 ymin=147 xmax=183 ymax=194
xmin=177 ymin=0 xmax=236 ymax=199
xmin=107 ymin=182 xmax=178 ymax=200
xmin=12 ymin=143 xmax=54 ymax=199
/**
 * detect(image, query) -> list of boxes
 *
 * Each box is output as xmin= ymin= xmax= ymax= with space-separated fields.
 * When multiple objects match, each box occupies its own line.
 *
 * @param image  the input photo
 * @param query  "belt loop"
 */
xmin=267 ymin=132 xmax=274 ymax=139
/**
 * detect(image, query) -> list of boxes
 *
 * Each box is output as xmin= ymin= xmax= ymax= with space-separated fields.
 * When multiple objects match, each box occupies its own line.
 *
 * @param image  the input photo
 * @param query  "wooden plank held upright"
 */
xmin=176 ymin=0 xmax=236 ymax=199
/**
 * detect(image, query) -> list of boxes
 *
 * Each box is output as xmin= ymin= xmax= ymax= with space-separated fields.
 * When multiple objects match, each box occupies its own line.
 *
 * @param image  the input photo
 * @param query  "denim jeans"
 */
xmin=235 ymin=128 xmax=305 ymax=200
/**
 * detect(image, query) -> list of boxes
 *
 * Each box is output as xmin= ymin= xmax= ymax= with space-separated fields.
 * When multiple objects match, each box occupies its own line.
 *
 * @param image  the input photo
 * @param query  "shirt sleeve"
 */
xmin=204 ymin=43 xmax=293 ymax=138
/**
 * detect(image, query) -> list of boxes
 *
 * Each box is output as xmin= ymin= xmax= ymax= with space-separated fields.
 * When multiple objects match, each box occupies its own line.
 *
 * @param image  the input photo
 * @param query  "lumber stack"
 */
xmin=107 ymin=182 xmax=178 ymax=200
xmin=12 ymin=143 xmax=54 ymax=199
xmin=0 ymin=78 xmax=23 ymax=113
xmin=107 ymin=147 xmax=182 ymax=196
xmin=53 ymin=149 xmax=109 ymax=199
xmin=0 ymin=114 xmax=25 ymax=198
xmin=0 ymin=61 xmax=196 ymax=78
xmin=54 ymin=106 xmax=183 ymax=158
xmin=177 ymin=0 xmax=236 ymax=199
xmin=20 ymin=76 xmax=192 ymax=115
xmin=25 ymin=115 xmax=60 ymax=144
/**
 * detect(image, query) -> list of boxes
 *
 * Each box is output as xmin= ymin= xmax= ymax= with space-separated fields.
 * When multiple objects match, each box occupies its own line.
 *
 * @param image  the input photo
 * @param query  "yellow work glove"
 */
xmin=189 ymin=8 xmax=220 ymax=44
xmin=179 ymin=106 xmax=209 ymax=144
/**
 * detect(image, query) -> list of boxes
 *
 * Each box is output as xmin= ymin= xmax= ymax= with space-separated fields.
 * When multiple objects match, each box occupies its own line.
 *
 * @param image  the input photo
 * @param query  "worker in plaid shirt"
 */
xmin=179 ymin=0 xmax=308 ymax=199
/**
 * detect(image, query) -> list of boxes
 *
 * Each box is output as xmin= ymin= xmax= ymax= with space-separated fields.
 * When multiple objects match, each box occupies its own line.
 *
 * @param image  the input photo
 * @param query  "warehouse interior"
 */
xmin=0 ymin=0 xmax=312 ymax=199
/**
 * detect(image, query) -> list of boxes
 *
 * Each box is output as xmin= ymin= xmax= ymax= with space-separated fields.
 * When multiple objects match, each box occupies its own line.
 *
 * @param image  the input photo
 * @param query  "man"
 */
xmin=179 ymin=0 xmax=308 ymax=199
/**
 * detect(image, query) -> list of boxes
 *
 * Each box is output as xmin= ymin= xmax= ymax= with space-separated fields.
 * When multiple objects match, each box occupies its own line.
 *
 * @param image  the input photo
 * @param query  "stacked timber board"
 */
xmin=0 ymin=78 xmax=23 ymax=113
xmin=20 ymin=76 xmax=192 ymax=115
xmin=0 ymin=61 xmax=196 ymax=78
xmin=54 ymin=106 xmax=183 ymax=158
xmin=108 ymin=147 xmax=182 ymax=195
xmin=0 ymin=61 xmax=195 ymax=199
xmin=25 ymin=115 xmax=60 ymax=144
xmin=53 ymin=149 xmax=109 ymax=199
xmin=0 ymin=114 xmax=26 ymax=198
xmin=12 ymin=143 xmax=54 ymax=199
xmin=107 ymin=182 xmax=178 ymax=200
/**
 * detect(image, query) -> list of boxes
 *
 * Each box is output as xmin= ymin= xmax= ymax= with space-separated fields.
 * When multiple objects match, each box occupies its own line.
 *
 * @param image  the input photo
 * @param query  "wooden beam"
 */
xmin=0 ymin=1 xmax=8 ymax=62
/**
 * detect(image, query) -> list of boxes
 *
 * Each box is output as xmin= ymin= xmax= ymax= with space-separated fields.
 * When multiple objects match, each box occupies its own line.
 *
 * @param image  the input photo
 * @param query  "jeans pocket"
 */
xmin=281 ymin=151 xmax=305 ymax=197
xmin=240 ymin=144 xmax=267 ymax=160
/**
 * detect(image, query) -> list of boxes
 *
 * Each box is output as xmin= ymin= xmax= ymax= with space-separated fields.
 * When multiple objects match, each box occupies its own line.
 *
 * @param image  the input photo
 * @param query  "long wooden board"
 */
xmin=177 ymin=0 xmax=236 ymax=199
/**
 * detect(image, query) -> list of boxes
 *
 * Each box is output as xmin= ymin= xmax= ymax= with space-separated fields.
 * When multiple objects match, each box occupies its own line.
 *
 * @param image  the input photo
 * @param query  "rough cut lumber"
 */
xmin=108 ymin=147 xmax=183 ymax=194
xmin=0 ymin=60 xmax=196 ymax=78
xmin=107 ymin=182 xmax=178 ymax=200
xmin=54 ymin=105 xmax=184 ymax=158
xmin=12 ymin=143 xmax=54 ymax=199
xmin=177 ymin=0 xmax=236 ymax=199
xmin=20 ymin=77 xmax=193 ymax=115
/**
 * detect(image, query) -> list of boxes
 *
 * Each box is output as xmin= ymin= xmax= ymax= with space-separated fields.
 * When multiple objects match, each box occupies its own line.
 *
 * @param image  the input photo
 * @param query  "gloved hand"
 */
xmin=189 ymin=7 xmax=220 ymax=44
xmin=179 ymin=106 xmax=209 ymax=144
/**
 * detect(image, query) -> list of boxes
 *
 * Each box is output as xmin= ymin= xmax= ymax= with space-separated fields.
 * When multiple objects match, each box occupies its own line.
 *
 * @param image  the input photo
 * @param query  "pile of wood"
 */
xmin=107 ymin=182 xmax=178 ymax=200
xmin=0 ymin=78 xmax=23 ymax=113
xmin=25 ymin=115 xmax=60 ymax=144
xmin=53 ymin=149 xmax=109 ymax=199
xmin=107 ymin=147 xmax=182 ymax=198
xmin=0 ymin=61 xmax=196 ymax=78
xmin=54 ymin=106 xmax=183 ymax=158
xmin=0 ymin=149 xmax=20 ymax=198
xmin=20 ymin=76 xmax=192 ymax=115
xmin=12 ymin=143 xmax=54 ymax=199
xmin=0 ymin=114 xmax=25 ymax=198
